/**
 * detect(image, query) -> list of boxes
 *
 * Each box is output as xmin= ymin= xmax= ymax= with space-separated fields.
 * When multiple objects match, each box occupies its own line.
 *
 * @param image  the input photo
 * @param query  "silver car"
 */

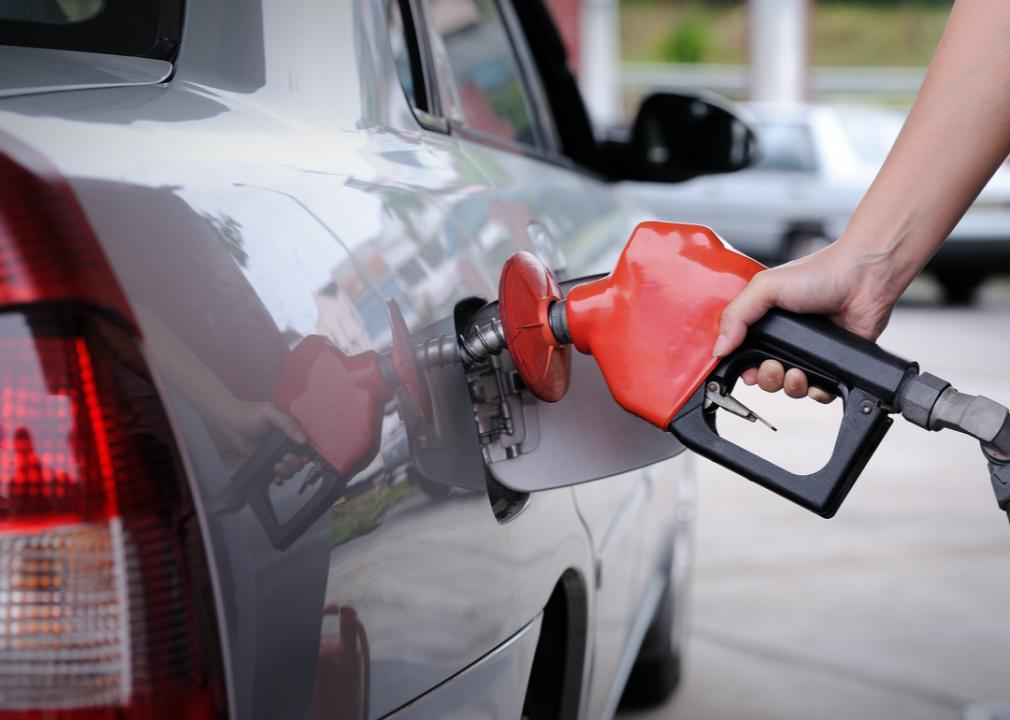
xmin=629 ymin=103 xmax=1010 ymax=303
xmin=0 ymin=0 xmax=756 ymax=718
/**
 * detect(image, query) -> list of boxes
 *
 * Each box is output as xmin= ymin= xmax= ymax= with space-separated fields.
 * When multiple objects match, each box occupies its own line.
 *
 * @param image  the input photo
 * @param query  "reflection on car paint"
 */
xmin=80 ymin=151 xmax=518 ymax=715
xmin=212 ymin=297 xmax=450 ymax=551
xmin=309 ymin=605 xmax=370 ymax=720
xmin=0 ymin=0 xmax=695 ymax=708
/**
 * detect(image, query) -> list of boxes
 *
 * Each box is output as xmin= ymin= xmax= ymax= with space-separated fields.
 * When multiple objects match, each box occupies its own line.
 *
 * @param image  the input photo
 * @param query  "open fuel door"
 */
xmin=459 ymin=277 xmax=686 ymax=493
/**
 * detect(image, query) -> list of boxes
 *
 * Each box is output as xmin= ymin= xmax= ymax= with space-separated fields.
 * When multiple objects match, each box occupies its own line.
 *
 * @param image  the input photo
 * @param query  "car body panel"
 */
xmin=0 ymin=0 xmax=693 ymax=716
xmin=388 ymin=615 xmax=542 ymax=720
xmin=0 ymin=45 xmax=172 ymax=99
xmin=436 ymin=40 xmax=690 ymax=718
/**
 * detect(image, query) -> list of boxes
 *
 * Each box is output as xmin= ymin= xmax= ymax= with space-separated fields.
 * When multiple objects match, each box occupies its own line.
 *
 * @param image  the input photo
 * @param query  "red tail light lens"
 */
xmin=0 ymin=141 xmax=135 ymax=325
xmin=0 ymin=310 xmax=224 ymax=719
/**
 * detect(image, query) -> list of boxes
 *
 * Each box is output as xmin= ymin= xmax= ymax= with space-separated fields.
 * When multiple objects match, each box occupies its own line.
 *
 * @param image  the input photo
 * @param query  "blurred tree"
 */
xmin=659 ymin=15 xmax=709 ymax=63
xmin=621 ymin=0 xmax=952 ymax=67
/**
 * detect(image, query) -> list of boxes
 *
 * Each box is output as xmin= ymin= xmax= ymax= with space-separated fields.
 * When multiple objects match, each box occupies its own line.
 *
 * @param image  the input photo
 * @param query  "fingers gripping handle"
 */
xmin=745 ymin=310 xmax=914 ymax=405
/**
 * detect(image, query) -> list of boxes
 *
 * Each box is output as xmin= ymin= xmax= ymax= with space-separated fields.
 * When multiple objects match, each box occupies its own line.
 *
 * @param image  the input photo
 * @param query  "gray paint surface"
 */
xmin=0 ymin=0 xmax=693 ymax=717
xmin=0 ymin=46 xmax=171 ymax=98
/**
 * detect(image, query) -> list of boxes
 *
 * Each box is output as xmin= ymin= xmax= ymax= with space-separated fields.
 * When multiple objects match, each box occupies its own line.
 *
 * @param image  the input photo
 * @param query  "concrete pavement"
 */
xmin=620 ymin=279 xmax=1010 ymax=720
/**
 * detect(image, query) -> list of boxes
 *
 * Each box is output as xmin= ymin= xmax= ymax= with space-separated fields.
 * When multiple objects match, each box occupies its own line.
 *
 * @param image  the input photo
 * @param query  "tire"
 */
xmin=618 ymin=578 xmax=683 ymax=708
xmin=784 ymin=230 xmax=830 ymax=263
xmin=937 ymin=272 xmax=984 ymax=306
xmin=620 ymin=466 xmax=696 ymax=709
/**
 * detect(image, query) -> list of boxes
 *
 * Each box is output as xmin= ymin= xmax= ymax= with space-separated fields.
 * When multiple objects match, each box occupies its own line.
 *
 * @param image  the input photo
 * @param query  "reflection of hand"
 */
xmin=713 ymin=243 xmax=901 ymax=404
xmin=219 ymin=401 xmax=310 ymax=480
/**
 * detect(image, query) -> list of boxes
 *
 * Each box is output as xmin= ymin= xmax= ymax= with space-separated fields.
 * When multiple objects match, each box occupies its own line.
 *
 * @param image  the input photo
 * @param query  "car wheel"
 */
xmin=618 ymin=578 xmax=683 ymax=708
xmin=785 ymin=230 xmax=830 ymax=262
xmin=619 ymin=468 xmax=695 ymax=709
xmin=936 ymin=272 xmax=984 ymax=306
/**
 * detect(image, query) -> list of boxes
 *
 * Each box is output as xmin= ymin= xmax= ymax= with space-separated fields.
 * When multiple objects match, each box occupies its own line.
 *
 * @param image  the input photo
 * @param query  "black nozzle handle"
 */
xmin=671 ymin=381 xmax=892 ymax=517
xmin=216 ymin=430 xmax=306 ymax=513
xmin=221 ymin=429 xmax=347 ymax=550
xmin=668 ymin=309 xmax=916 ymax=517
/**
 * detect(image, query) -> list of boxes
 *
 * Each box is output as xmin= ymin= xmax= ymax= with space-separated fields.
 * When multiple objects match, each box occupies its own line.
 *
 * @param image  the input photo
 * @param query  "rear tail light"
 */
xmin=0 ymin=143 xmax=225 ymax=717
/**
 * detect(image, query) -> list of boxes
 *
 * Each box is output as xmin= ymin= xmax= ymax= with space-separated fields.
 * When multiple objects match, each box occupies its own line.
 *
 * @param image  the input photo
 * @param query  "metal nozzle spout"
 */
xmin=414 ymin=316 xmax=510 ymax=371
xmin=548 ymin=300 xmax=571 ymax=345
xmin=458 ymin=317 xmax=507 ymax=367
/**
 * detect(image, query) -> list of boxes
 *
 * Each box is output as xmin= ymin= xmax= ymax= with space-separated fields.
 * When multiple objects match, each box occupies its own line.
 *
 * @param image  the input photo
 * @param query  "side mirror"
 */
xmin=604 ymin=91 xmax=759 ymax=183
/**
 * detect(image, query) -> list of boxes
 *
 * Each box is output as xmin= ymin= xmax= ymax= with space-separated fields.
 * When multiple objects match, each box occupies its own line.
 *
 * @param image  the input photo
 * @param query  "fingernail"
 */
xmin=712 ymin=334 xmax=730 ymax=358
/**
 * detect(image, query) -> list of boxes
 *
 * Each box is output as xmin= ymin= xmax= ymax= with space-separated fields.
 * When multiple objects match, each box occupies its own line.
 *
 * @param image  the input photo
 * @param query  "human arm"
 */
xmin=712 ymin=0 xmax=1010 ymax=400
xmin=135 ymin=306 xmax=308 ymax=477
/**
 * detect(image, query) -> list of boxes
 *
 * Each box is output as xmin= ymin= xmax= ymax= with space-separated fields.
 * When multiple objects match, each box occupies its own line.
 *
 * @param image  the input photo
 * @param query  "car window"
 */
xmin=386 ymin=0 xmax=429 ymax=113
xmin=753 ymin=122 xmax=818 ymax=173
xmin=836 ymin=108 xmax=904 ymax=165
xmin=420 ymin=0 xmax=540 ymax=147
xmin=0 ymin=0 xmax=176 ymax=58
xmin=0 ymin=0 xmax=102 ymax=24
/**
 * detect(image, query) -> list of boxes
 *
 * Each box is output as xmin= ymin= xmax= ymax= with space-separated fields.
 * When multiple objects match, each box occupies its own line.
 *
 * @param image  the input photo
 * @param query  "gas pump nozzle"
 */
xmin=217 ymin=300 xmax=433 ymax=549
xmin=461 ymin=221 xmax=1010 ymax=518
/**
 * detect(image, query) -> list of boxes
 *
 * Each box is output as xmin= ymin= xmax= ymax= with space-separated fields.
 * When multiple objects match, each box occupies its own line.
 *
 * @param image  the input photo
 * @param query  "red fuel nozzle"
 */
xmin=480 ymin=222 xmax=1010 ymax=519
xmin=491 ymin=222 xmax=763 ymax=426
xmin=561 ymin=222 xmax=763 ymax=427
xmin=497 ymin=250 xmax=571 ymax=402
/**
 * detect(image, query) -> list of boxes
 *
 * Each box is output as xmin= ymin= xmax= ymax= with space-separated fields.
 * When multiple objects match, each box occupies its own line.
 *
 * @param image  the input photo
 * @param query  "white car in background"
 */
xmin=627 ymin=103 xmax=1010 ymax=303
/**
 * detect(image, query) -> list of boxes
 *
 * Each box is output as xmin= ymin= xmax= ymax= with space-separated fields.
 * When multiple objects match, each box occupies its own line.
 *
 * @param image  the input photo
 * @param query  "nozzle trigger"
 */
xmin=705 ymin=382 xmax=778 ymax=432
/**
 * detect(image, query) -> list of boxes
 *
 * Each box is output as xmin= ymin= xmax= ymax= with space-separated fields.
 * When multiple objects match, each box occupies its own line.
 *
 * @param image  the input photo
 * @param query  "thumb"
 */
xmin=712 ymin=273 xmax=777 ymax=358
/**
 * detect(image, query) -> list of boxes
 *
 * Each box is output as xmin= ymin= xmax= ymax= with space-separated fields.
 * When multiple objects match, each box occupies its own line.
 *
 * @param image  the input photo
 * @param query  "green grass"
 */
xmin=620 ymin=1 xmax=952 ymax=67
xmin=331 ymin=479 xmax=419 ymax=548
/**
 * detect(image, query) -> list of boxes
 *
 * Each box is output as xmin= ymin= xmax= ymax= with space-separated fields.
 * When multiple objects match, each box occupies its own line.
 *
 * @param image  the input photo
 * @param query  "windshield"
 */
xmin=1 ymin=0 xmax=103 ymax=25
xmin=0 ymin=0 xmax=177 ymax=58
xmin=836 ymin=107 xmax=906 ymax=165
xmin=752 ymin=122 xmax=818 ymax=173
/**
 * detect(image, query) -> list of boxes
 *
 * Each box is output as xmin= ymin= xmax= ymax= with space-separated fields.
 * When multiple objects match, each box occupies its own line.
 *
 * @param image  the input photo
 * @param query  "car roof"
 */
xmin=741 ymin=102 xmax=818 ymax=124
xmin=741 ymin=101 xmax=906 ymax=126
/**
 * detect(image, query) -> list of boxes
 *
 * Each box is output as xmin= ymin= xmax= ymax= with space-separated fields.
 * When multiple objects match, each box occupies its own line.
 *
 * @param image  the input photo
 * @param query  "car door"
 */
xmin=400 ymin=0 xmax=691 ymax=713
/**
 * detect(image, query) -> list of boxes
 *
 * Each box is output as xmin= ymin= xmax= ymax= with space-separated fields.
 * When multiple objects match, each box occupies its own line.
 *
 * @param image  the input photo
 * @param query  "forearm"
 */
xmin=134 ymin=305 xmax=243 ymax=425
xmin=838 ymin=0 xmax=1010 ymax=304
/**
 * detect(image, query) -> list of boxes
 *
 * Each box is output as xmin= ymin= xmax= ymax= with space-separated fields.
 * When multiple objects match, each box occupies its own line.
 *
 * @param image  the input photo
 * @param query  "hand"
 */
xmin=217 ymin=400 xmax=310 ymax=480
xmin=711 ymin=242 xmax=901 ymax=402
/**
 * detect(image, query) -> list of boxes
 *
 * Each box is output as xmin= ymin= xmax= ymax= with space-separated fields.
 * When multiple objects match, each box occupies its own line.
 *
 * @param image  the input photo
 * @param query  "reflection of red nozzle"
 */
xmin=276 ymin=337 xmax=391 ymax=478
xmin=275 ymin=300 xmax=431 ymax=477
xmin=494 ymin=222 xmax=763 ymax=427
xmin=387 ymin=299 xmax=433 ymax=421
